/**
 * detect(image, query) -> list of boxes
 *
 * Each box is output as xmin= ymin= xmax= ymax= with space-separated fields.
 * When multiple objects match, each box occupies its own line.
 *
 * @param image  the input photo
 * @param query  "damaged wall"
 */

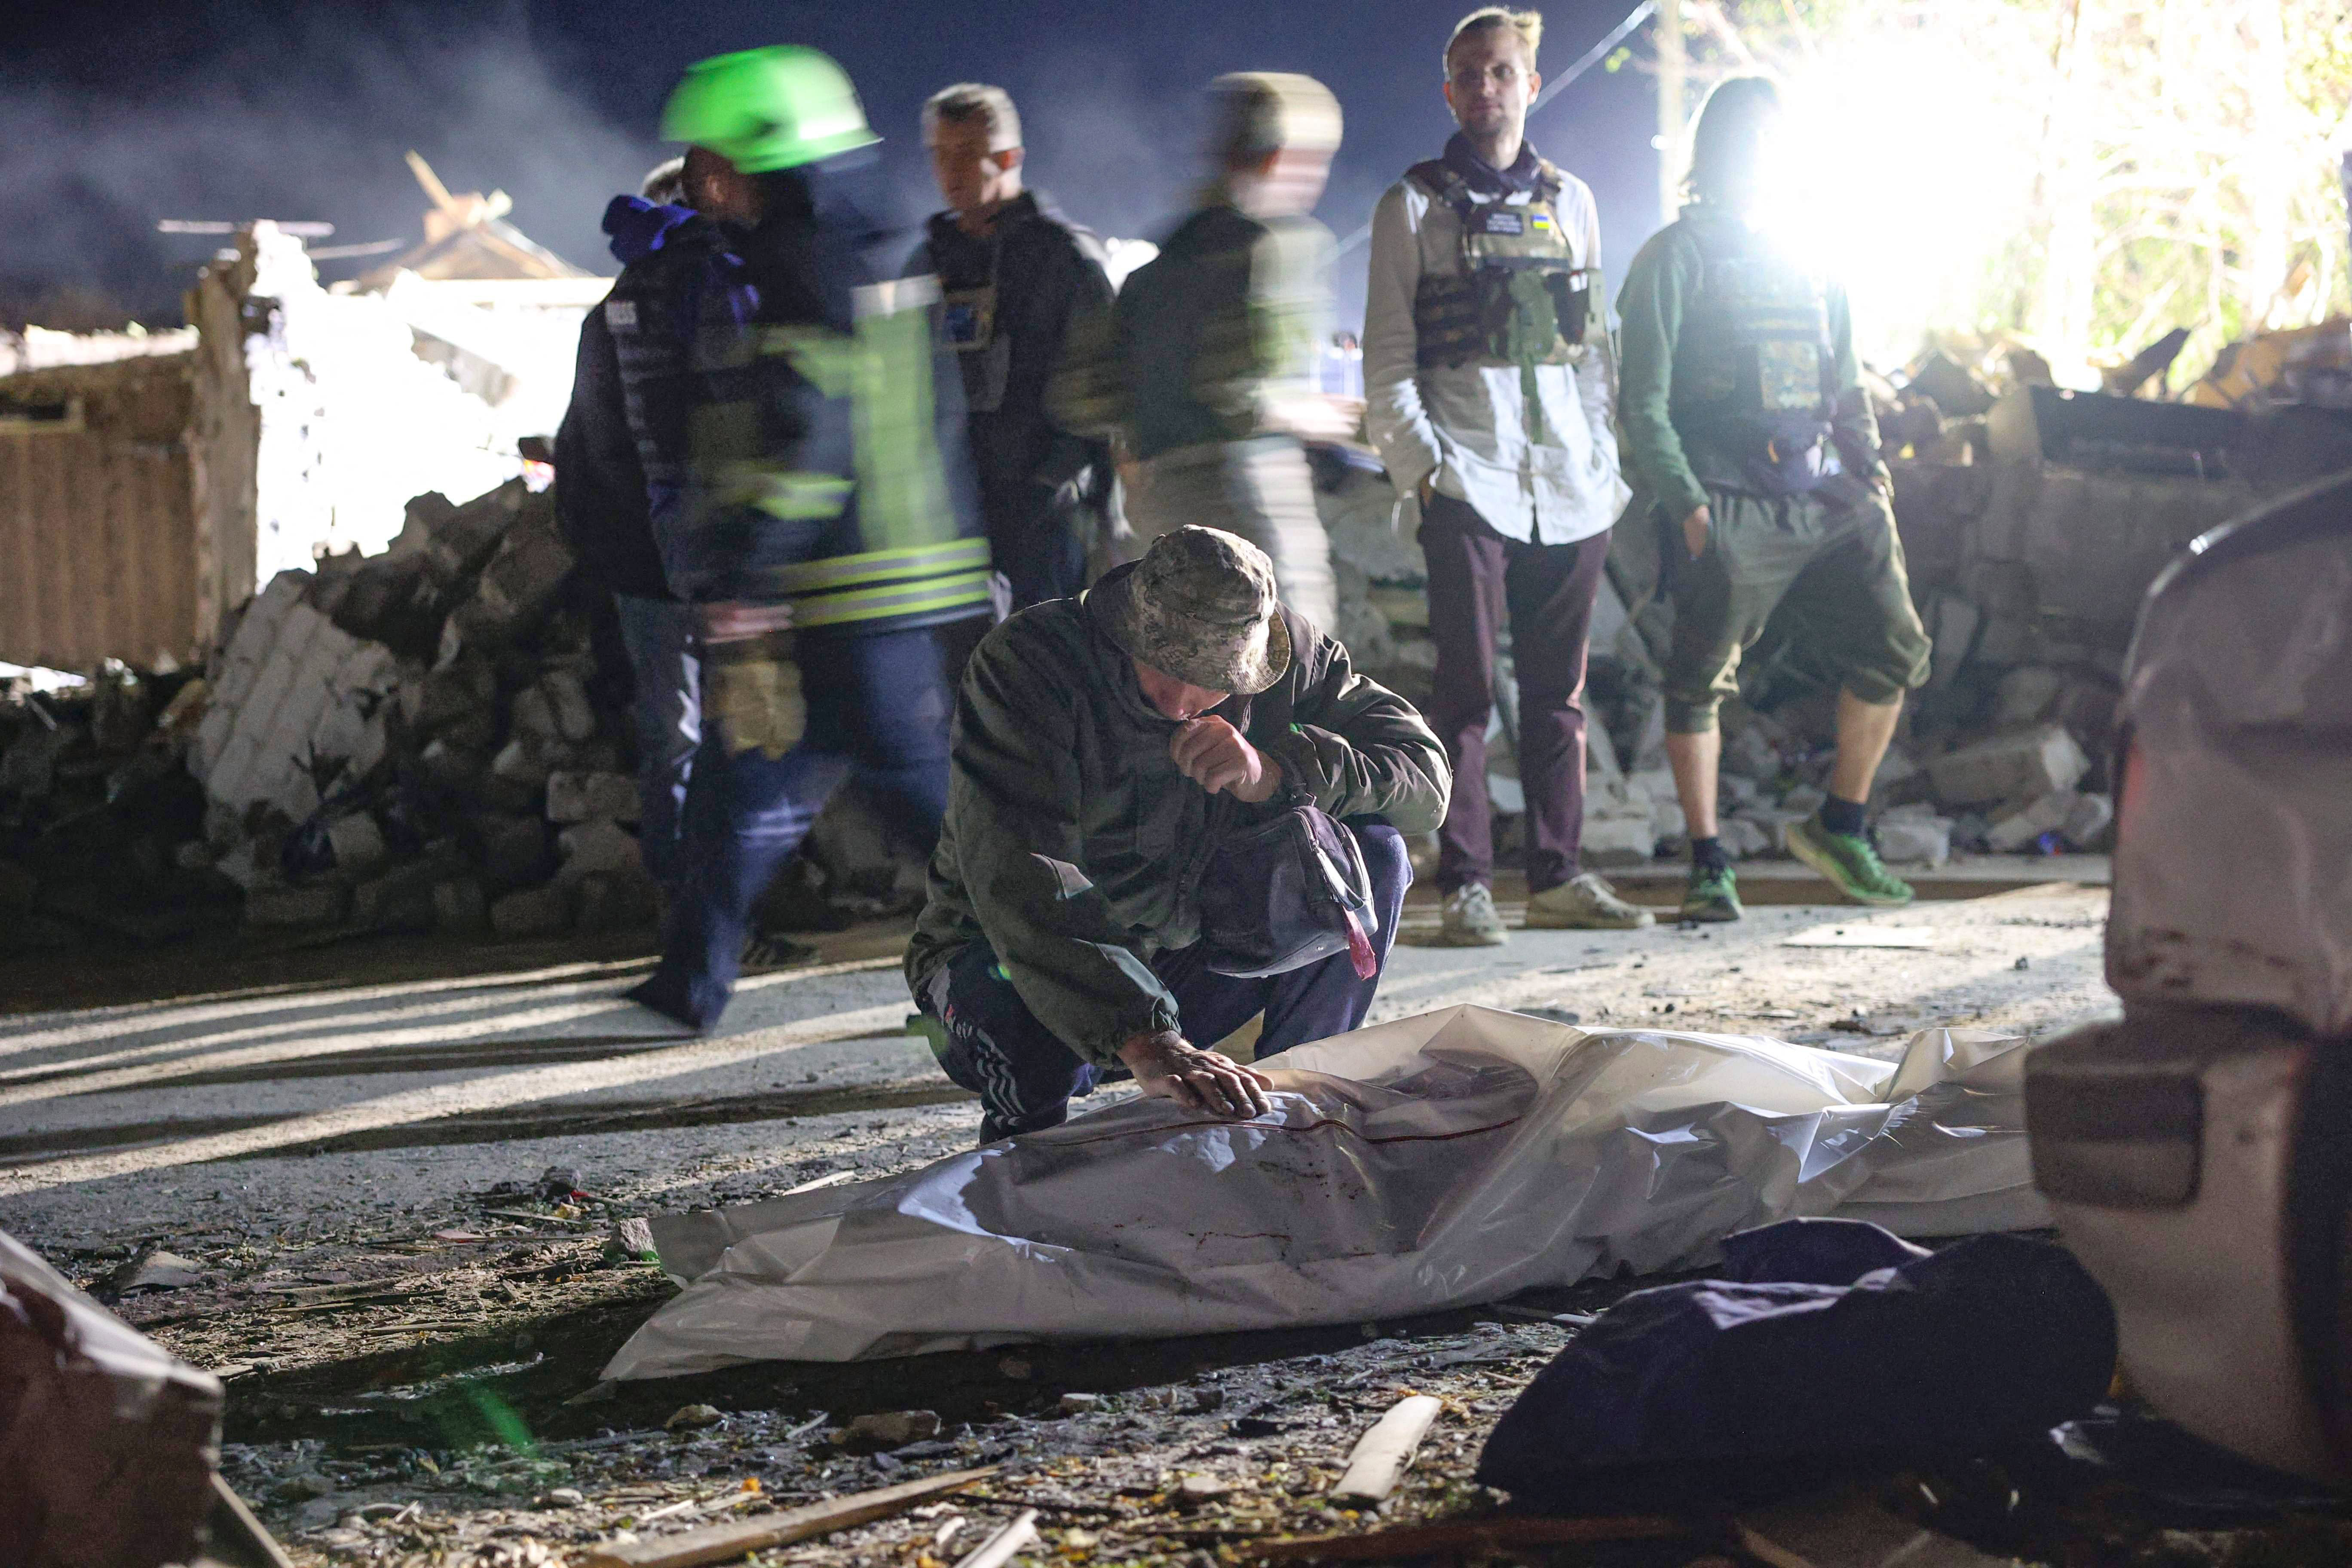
xmin=0 ymin=351 xmax=207 ymax=670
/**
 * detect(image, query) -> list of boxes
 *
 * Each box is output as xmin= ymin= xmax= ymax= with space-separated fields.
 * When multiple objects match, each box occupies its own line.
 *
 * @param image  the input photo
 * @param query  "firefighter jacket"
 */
xmin=904 ymin=573 xmax=1449 ymax=1066
xmin=646 ymin=160 xmax=991 ymax=634
xmin=1617 ymin=202 xmax=1886 ymax=523
xmin=1365 ymin=136 xmax=1624 ymax=546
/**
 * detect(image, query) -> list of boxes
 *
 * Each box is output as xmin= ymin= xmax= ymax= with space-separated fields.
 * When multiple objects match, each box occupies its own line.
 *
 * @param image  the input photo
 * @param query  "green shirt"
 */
xmin=1615 ymin=205 xmax=1883 ymax=524
xmin=1051 ymin=196 xmax=1331 ymax=461
xmin=905 ymin=586 xmax=1449 ymax=1065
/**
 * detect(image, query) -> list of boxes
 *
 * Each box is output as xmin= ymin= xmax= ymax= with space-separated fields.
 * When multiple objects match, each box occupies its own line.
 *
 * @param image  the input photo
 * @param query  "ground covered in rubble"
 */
xmin=10 ymin=878 xmax=2345 ymax=1565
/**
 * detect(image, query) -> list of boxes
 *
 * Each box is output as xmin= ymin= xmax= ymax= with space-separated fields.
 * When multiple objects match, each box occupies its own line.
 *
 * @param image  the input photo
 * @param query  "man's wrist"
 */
xmin=1117 ymin=1029 xmax=1185 ymax=1068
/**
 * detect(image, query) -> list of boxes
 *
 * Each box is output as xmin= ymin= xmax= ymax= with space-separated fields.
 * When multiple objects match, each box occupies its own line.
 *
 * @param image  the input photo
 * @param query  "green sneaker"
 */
xmin=1787 ymin=816 xmax=1915 ymax=906
xmin=1679 ymin=863 xmax=1743 ymax=923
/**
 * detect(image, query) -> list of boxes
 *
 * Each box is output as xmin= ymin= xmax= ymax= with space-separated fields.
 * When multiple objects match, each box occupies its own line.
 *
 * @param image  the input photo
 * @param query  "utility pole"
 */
xmin=1656 ymin=0 xmax=1685 ymax=227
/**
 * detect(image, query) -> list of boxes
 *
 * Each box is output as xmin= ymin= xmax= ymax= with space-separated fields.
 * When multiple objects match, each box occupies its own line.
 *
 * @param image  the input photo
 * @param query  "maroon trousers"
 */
xmin=1420 ymin=494 xmax=1613 ymax=895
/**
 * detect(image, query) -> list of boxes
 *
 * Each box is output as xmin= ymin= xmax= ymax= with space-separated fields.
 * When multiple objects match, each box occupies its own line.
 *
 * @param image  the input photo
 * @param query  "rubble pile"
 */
xmin=0 ymin=477 xmax=916 ymax=957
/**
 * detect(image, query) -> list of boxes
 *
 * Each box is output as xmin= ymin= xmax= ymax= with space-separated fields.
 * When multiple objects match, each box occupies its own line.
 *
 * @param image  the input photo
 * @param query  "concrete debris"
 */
xmin=1927 ymin=724 xmax=2090 ymax=809
xmin=1986 ymin=790 xmax=2078 ymax=854
xmin=549 ymin=769 xmax=642 ymax=823
xmin=844 ymin=1411 xmax=943 ymax=1448
xmin=2064 ymin=790 xmax=2115 ymax=851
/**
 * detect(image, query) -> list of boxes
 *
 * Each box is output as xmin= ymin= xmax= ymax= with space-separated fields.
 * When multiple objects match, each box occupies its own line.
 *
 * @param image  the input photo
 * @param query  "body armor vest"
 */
xmin=1406 ymin=158 xmax=1590 ymax=373
xmin=1673 ymin=213 xmax=1841 ymax=496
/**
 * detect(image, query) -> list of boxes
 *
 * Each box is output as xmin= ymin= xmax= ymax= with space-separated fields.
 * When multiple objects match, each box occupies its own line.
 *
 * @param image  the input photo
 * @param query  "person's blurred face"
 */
xmin=928 ymin=118 xmax=1023 ymax=224
xmin=1443 ymin=28 xmax=1540 ymax=143
xmin=684 ymin=147 xmax=764 ymax=227
xmin=1236 ymin=144 xmax=1334 ymax=218
xmin=1132 ymin=658 xmax=1229 ymax=722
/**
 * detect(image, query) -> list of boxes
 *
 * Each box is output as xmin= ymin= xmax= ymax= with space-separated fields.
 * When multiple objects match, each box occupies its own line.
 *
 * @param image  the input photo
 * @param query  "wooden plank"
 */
xmin=577 ymin=1466 xmax=999 ymax=1568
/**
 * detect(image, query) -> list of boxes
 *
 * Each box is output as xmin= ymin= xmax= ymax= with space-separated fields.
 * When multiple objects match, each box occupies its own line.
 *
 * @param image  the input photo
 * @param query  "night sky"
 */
xmin=0 ymin=0 xmax=1663 ymax=330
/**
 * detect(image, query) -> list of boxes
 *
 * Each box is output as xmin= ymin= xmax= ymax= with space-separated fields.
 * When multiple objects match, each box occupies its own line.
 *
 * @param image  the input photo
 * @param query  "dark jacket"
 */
xmin=1054 ymin=198 xmax=1331 ymax=462
xmin=904 ymin=571 xmax=1449 ymax=1064
xmin=1616 ymin=202 xmax=1885 ymax=524
xmin=552 ymin=197 xmax=714 ymax=600
xmin=661 ymin=159 xmax=992 ymax=631
xmin=904 ymin=191 xmax=1115 ymax=531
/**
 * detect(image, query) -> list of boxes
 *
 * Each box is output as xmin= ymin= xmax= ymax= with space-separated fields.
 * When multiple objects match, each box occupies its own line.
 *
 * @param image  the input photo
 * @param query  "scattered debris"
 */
xmin=842 ymin=1410 xmax=942 ymax=1448
xmin=949 ymin=1506 xmax=1040 ymax=1568
xmin=663 ymin=1404 xmax=725 ymax=1432
xmin=1782 ymin=925 xmax=1939 ymax=950
xmin=576 ymin=1466 xmax=996 ymax=1568
xmin=1329 ymin=1393 xmax=1442 ymax=1503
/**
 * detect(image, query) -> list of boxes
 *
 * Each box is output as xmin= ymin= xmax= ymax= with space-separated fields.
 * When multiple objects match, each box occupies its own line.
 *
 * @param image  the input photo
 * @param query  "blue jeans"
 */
xmin=925 ymin=821 xmax=1411 ymax=1141
xmin=612 ymin=594 xmax=700 ymax=888
xmin=634 ymin=626 xmax=955 ymax=1030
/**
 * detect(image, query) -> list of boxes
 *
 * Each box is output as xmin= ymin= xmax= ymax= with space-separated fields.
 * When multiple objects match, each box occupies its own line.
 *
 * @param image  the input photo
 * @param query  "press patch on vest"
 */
xmin=1032 ymin=855 xmax=1094 ymax=899
xmin=605 ymin=299 xmax=638 ymax=331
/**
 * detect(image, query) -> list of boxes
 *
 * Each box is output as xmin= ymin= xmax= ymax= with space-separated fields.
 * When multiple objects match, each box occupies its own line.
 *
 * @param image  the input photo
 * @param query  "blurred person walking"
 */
xmin=908 ymin=83 xmax=1119 ymax=618
xmin=1617 ymin=76 xmax=1930 ymax=922
xmin=557 ymin=158 xmax=707 ymax=895
xmin=1363 ymin=7 xmax=1647 ymax=946
xmin=1054 ymin=72 xmax=1354 ymax=632
xmin=625 ymin=47 xmax=990 ymax=1031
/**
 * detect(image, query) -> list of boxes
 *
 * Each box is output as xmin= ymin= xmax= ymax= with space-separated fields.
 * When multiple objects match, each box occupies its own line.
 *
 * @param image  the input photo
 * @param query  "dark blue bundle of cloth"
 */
xmin=1476 ymin=1218 xmax=2117 ymax=1510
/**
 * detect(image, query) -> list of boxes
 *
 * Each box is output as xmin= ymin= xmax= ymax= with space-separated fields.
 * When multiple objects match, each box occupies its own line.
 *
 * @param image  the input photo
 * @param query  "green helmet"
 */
xmin=660 ymin=47 xmax=878 ymax=173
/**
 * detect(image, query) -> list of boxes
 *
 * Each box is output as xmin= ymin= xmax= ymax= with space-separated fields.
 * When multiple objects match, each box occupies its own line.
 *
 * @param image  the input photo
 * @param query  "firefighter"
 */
xmin=625 ymin=47 xmax=991 ymax=1030
xmin=1616 ymin=76 xmax=1931 ymax=922
xmin=909 ymin=83 xmax=1118 ymax=616
xmin=1364 ymin=5 xmax=1649 ymax=946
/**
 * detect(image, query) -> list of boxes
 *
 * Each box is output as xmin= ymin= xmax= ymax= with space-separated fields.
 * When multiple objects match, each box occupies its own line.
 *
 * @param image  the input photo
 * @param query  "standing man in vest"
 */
xmin=1365 ymin=7 xmax=1651 ymax=946
xmin=1617 ymin=76 xmax=1929 ymax=922
xmin=909 ymin=83 xmax=1118 ymax=617
xmin=1053 ymin=73 xmax=1356 ymax=632
xmin=626 ymin=48 xmax=992 ymax=1031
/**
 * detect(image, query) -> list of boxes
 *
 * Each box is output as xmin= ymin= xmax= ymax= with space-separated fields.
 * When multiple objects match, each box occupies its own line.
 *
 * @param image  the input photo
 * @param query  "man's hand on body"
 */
xmin=1170 ymin=716 xmax=1283 ymax=803
xmin=1118 ymin=1029 xmax=1275 ymax=1119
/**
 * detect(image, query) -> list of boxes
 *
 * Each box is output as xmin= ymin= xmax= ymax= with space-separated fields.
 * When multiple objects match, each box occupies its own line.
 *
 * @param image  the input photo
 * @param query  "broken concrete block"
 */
xmin=508 ymin=684 xmax=563 ymax=747
xmin=1732 ymin=808 xmax=1809 ymax=857
xmin=1718 ymin=773 xmax=1761 ymax=810
xmin=1718 ymin=818 xmax=1772 ymax=861
xmin=476 ymin=815 xmax=548 ymax=890
xmin=547 ymin=770 xmax=640 ymax=824
xmin=845 ymin=1410 xmax=941 ymax=1447
xmin=350 ymin=862 xmax=441 ymax=934
xmin=605 ymin=1216 xmax=658 ymax=1264
xmin=246 ymin=882 xmax=350 ymax=927
xmin=1926 ymin=724 xmax=2090 ymax=808
xmin=490 ymin=737 xmax=554 ymax=790
xmin=1987 ymin=790 xmax=2078 ymax=853
xmin=1992 ymin=665 xmax=2064 ymax=729
xmin=324 ymin=813 xmax=387 ymax=875
xmin=555 ymin=820 xmax=642 ymax=885
xmin=490 ymin=883 xmax=571 ymax=939
xmin=573 ymin=870 xmax=659 ymax=934
xmin=1649 ymin=795 xmax=1687 ymax=843
xmin=1876 ymin=816 xmax=1952 ymax=867
xmin=540 ymin=668 xmax=597 ymax=744
xmin=432 ymin=877 xmax=490 ymax=935
xmin=2064 ymin=791 xmax=2115 ymax=850
xmin=1780 ymin=784 xmax=1827 ymax=818
xmin=1581 ymin=815 xmax=1656 ymax=869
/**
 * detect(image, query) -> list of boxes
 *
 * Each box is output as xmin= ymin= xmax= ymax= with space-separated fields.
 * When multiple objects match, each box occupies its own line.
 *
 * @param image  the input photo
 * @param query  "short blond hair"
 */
xmin=1444 ymin=7 xmax=1543 ymax=73
xmin=922 ymin=83 xmax=1022 ymax=153
xmin=1207 ymin=72 xmax=1344 ymax=169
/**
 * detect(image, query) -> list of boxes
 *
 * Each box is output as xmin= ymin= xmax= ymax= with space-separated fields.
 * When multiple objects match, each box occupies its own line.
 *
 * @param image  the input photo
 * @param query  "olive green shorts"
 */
xmin=1662 ymin=484 xmax=1932 ymax=734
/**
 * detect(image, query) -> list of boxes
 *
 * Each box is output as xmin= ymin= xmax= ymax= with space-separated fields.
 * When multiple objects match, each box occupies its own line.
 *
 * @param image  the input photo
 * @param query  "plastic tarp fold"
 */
xmin=606 ymin=1005 xmax=2049 ymax=1376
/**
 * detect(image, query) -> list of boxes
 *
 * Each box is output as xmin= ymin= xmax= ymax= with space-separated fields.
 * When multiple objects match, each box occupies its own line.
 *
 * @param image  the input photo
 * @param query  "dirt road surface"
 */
xmin=0 ymin=876 xmax=2123 ymax=1564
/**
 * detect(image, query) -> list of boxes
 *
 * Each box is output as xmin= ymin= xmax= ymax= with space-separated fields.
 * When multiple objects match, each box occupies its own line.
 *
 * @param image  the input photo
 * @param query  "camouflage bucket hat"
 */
xmin=1093 ymin=526 xmax=1292 ymax=696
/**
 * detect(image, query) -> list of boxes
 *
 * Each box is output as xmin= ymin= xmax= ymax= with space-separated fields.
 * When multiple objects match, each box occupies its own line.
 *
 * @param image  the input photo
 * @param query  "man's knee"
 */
xmin=1351 ymin=820 xmax=1412 ymax=907
xmin=929 ymin=946 xmax=1093 ymax=1124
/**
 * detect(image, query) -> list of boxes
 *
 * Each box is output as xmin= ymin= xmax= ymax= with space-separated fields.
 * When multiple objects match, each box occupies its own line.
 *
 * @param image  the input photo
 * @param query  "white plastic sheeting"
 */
xmin=606 ymin=1005 xmax=2048 ymax=1376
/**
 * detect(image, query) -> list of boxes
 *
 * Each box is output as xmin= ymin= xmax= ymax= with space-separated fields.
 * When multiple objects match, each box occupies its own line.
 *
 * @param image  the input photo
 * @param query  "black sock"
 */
xmin=1690 ymin=836 xmax=1730 ymax=873
xmin=1819 ymin=794 xmax=1867 ymax=837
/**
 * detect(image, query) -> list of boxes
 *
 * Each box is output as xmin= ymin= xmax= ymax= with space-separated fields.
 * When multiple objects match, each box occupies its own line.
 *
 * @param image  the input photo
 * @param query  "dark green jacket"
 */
xmin=1616 ymin=203 xmax=1885 ymax=525
xmin=905 ymin=580 xmax=1449 ymax=1065
xmin=1051 ymin=196 xmax=1331 ymax=461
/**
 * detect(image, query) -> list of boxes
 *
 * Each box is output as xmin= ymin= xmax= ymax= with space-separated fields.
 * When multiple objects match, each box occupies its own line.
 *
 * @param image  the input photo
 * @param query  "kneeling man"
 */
xmin=906 ymin=526 xmax=1452 ymax=1141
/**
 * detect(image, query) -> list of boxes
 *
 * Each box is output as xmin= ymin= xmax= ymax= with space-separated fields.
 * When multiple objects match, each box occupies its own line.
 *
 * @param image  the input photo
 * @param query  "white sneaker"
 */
xmin=1436 ymin=883 xmax=1510 ymax=946
xmin=1525 ymin=871 xmax=1656 ymax=930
